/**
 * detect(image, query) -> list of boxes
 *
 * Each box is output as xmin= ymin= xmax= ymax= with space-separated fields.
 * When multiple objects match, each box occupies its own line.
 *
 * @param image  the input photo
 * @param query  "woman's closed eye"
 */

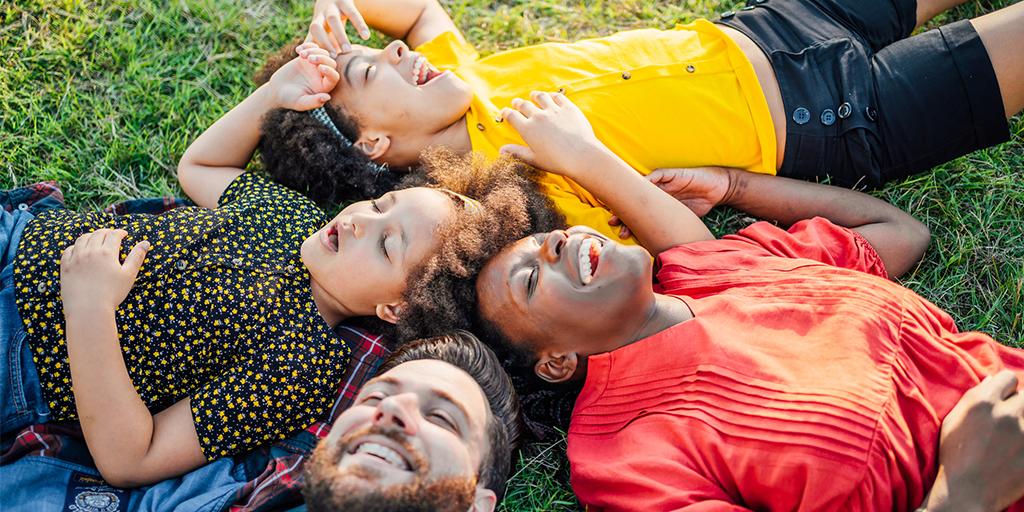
xmin=364 ymin=64 xmax=374 ymax=84
xmin=526 ymin=265 xmax=539 ymax=298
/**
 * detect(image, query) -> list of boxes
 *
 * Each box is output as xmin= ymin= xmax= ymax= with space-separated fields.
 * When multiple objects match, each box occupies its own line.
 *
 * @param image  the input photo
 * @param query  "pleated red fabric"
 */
xmin=568 ymin=218 xmax=1024 ymax=511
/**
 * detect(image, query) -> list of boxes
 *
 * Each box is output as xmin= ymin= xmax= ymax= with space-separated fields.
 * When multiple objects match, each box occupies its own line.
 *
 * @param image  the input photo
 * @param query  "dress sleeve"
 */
xmin=724 ymin=217 xmax=888 ymax=278
xmin=414 ymin=31 xmax=479 ymax=70
xmin=189 ymin=352 xmax=335 ymax=460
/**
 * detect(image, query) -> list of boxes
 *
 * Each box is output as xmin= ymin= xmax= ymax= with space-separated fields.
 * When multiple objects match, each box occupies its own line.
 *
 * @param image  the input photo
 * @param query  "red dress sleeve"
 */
xmin=723 ymin=217 xmax=888 ymax=278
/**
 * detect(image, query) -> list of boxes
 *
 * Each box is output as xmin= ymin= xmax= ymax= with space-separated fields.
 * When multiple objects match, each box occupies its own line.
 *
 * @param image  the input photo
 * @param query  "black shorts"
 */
xmin=716 ymin=0 xmax=1009 ymax=188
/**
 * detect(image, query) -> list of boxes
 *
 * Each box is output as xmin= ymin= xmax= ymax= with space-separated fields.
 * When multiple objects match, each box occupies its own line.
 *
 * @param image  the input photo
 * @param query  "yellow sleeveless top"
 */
xmin=417 ymin=20 xmax=776 ymax=242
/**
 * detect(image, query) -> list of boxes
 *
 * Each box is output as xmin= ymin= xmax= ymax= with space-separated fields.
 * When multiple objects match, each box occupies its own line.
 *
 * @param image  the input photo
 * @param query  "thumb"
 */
xmin=123 ymin=241 xmax=151 ymax=276
xmin=294 ymin=94 xmax=331 ymax=111
xmin=499 ymin=144 xmax=537 ymax=166
xmin=646 ymin=168 xmax=669 ymax=184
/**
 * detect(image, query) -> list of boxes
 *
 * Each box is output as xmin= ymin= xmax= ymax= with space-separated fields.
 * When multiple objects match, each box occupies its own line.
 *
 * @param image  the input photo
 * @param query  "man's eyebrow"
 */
xmin=433 ymin=388 xmax=472 ymax=429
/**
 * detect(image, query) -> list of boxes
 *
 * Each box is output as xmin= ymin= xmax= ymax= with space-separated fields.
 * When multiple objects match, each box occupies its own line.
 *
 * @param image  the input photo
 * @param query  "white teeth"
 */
xmin=578 ymin=238 xmax=595 ymax=285
xmin=411 ymin=56 xmax=425 ymax=85
xmin=355 ymin=442 xmax=408 ymax=469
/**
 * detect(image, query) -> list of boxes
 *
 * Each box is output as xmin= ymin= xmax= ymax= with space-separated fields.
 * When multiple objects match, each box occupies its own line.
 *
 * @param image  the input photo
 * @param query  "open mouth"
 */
xmin=350 ymin=441 xmax=412 ymax=471
xmin=411 ymin=55 xmax=443 ymax=86
xmin=577 ymin=237 xmax=602 ymax=285
xmin=321 ymin=222 xmax=340 ymax=253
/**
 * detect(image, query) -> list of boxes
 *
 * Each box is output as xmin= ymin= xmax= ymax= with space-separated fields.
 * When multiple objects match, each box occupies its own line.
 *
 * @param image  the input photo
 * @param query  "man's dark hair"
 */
xmin=255 ymin=40 xmax=396 ymax=207
xmin=380 ymin=330 xmax=524 ymax=501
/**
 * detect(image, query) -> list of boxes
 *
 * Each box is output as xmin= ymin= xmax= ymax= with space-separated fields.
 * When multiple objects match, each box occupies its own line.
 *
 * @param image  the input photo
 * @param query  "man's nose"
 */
xmin=372 ymin=393 xmax=418 ymax=435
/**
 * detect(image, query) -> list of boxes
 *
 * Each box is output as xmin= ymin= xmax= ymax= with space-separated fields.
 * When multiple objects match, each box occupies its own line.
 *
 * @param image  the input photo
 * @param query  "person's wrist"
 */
xmin=63 ymin=299 xmax=118 ymax=322
xmin=255 ymin=83 xmax=285 ymax=110
xmin=922 ymin=469 xmax=989 ymax=512
xmin=717 ymin=167 xmax=744 ymax=207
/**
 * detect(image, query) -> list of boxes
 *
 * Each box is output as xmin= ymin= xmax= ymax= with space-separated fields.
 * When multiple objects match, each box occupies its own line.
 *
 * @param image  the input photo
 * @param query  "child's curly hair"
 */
xmin=255 ymin=40 xmax=398 ymax=207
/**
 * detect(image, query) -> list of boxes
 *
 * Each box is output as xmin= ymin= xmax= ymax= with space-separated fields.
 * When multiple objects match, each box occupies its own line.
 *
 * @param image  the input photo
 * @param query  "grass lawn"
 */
xmin=2 ymin=0 xmax=1021 ymax=509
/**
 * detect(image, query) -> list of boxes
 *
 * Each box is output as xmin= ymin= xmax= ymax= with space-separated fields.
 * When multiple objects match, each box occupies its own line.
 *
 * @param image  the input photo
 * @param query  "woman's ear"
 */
xmin=375 ymin=302 xmax=403 ymax=324
xmin=356 ymin=133 xmax=390 ymax=160
xmin=534 ymin=351 xmax=579 ymax=384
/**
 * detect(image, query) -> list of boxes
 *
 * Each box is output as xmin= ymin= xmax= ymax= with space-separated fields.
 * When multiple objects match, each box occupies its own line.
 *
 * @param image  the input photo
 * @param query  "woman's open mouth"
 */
xmin=411 ymin=55 xmax=443 ymax=86
xmin=577 ymin=237 xmax=602 ymax=285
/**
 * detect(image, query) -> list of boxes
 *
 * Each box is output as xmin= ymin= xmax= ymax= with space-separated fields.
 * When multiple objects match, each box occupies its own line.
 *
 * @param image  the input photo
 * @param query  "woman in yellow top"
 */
xmin=257 ymin=0 xmax=1023 ymax=242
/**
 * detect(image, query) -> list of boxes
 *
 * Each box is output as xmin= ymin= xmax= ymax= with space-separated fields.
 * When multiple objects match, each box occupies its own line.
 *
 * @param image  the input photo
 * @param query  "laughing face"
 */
xmin=476 ymin=227 xmax=656 ymax=380
xmin=301 ymin=187 xmax=456 ymax=324
xmin=330 ymin=40 xmax=473 ymax=166
xmin=304 ymin=359 xmax=493 ymax=512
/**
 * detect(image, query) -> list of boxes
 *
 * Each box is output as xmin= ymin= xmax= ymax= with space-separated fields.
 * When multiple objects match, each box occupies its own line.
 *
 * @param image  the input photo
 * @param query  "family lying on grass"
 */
xmin=2 ymin=0 xmax=1023 ymax=509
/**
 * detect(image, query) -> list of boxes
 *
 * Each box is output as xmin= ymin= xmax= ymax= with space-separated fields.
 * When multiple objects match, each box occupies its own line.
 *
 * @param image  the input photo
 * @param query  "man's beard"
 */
xmin=303 ymin=425 xmax=478 ymax=512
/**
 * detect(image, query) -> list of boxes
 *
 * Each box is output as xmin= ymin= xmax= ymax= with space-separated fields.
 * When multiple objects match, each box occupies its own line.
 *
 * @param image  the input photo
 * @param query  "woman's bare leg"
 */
xmin=970 ymin=1 xmax=1024 ymax=117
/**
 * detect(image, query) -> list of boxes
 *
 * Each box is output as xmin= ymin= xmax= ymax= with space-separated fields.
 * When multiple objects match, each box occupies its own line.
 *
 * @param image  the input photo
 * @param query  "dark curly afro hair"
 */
xmin=395 ymin=150 xmax=582 ymax=440
xmin=254 ymin=40 xmax=400 ymax=207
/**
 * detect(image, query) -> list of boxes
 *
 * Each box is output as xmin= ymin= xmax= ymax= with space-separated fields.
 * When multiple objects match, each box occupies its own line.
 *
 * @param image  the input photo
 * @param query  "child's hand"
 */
xmin=645 ymin=167 xmax=735 ymax=217
xmin=60 ymin=229 xmax=150 ymax=316
xmin=307 ymin=0 xmax=370 ymax=55
xmin=267 ymin=43 xmax=340 ymax=111
xmin=924 ymin=370 xmax=1024 ymax=512
xmin=499 ymin=91 xmax=610 ymax=178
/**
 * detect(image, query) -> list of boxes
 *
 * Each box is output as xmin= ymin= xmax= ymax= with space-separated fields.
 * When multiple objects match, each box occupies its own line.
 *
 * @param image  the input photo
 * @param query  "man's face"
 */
xmin=300 ymin=187 xmax=455 ymax=322
xmin=330 ymin=41 xmax=473 ymax=166
xmin=305 ymin=359 xmax=494 ymax=512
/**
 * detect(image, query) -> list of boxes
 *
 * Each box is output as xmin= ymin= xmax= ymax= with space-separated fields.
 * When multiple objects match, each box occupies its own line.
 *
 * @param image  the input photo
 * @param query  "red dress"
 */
xmin=568 ymin=218 xmax=1024 ymax=511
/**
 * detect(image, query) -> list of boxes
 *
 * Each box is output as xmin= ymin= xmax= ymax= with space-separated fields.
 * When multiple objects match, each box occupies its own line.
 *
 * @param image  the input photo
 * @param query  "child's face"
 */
xmin=331 ymin=41 xmax=473 ymax=166
xmin=475 ymin=227 xmax=656 ymax=380
xmin=302 ymin=187 xmax=456 ymax=323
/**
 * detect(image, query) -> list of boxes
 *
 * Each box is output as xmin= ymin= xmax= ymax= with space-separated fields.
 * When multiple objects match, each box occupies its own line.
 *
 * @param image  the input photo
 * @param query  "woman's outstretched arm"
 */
xmin=643 ymin=166 xmax=930 ymax=278
xmin=177 ymin=44 xmax=339 ymax=209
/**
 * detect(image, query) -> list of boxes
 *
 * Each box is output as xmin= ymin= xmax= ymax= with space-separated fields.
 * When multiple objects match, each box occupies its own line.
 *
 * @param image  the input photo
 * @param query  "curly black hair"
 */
xmin=394 ymin=150 xmax=581 ymax=439
xmin=254 ymin=40 xmax=400 ymax=207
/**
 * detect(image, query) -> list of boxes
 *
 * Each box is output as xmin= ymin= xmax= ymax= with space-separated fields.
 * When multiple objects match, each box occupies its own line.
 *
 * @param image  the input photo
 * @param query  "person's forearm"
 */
xmin=177 ymin=85 xmax=279 ymax=208
xmin=351 ymin=0 xmax=454 ymax=44
xmin=65 ymin=307 xmax=156 ymax=488
xmin=721 ymin=170 xmax=930 ymax=277
xmin=571 ymin=148 xmax=713 ymax=253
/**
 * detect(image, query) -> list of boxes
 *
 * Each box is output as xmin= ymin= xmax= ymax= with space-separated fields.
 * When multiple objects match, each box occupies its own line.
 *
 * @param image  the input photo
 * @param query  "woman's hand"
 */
xmin=645 ymin=167 xmax=735 ymax=217
xmin=499 ymin=91 xmax=611 ymax=178
xmin=307 ymin=0 xmax=371 ymax=55
xmin=921 ymin=370 xmax=1024 ymax=512
xmin=267 ymin=43 xmax=341 ymax=112
xmin=60 ymin=229 xmax=150 ymax=316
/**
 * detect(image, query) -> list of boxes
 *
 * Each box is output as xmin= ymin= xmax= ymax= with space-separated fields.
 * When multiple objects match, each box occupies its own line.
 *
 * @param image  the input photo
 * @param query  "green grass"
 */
xmin=2 ymin=0 xmax=1021 ymax=509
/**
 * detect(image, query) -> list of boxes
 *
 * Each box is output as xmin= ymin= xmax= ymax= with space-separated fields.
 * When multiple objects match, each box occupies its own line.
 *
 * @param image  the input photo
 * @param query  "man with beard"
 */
xmin=301 ymin=331 xmax=522 ymax=512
